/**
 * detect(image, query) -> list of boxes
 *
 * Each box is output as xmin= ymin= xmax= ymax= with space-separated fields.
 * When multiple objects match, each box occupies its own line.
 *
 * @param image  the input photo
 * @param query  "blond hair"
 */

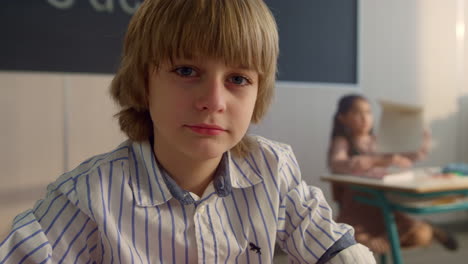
xmin=110 ymin=0 xmax=279 ymax=156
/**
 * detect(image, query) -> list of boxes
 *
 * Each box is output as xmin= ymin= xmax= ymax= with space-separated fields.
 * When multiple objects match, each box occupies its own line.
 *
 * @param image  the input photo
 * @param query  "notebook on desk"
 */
xmin=375 ymin=100 xmax=425 ymax=153
xmin=349 ymin=167 xmax=416 ymax=183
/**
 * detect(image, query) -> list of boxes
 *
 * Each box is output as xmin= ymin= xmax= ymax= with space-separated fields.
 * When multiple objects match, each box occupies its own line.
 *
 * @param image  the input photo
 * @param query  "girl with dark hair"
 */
xmin=327 ymin=94 xmax=458 ymax=254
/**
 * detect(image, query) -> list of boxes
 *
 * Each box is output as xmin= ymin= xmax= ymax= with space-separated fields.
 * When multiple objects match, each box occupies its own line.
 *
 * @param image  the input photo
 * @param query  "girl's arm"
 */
xmin=328 ymin=137 xmax=412 ymax=174
xmin=369 ymin=153 xmax=413 ymax=168
xmin=328 ymin=136 xmax=376 ymax=174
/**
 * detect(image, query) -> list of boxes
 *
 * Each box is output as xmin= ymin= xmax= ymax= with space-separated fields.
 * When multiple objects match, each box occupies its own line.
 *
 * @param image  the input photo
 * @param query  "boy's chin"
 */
xmin=188 ymin=150 xmax=226 ymax=162
xmin=184 ymin=143 xmax=230 ymax=161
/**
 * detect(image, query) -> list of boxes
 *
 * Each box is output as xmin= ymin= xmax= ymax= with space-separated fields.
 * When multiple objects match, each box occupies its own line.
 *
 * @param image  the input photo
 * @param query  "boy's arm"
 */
xmin=0 ymin=186 xmax=98 ymax=263
xmin=276 ymin=181 xmax=376 ymax=264
xmin=320 ymin=243 xmax=376 ymax=264
xmin=277 ymin=147 xmax=376 ymax=263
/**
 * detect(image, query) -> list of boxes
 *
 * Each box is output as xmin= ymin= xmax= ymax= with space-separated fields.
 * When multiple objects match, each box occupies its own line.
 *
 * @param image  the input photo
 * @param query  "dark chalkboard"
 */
xmin=0 ymin=0 xmax=136 ymax=74
xmin=267 ymin=0 xmax=357 ymax=83
xmin=0 ymin=0 xmax=357 ymax=83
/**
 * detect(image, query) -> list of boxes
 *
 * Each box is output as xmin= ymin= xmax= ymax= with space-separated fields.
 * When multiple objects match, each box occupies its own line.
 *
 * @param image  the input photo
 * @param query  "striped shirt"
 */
xmin=0 ymin=135 xmax=375 ymax=263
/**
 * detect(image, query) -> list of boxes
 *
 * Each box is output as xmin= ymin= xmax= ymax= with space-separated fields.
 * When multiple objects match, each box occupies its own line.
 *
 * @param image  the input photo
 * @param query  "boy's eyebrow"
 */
xmin=169 ymin=57 xmax=256 ymax=71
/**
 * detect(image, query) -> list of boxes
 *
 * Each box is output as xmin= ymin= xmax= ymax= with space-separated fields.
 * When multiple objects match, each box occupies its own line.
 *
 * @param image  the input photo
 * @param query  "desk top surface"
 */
xmin=321 ymin=168 xmax=468 ymax=193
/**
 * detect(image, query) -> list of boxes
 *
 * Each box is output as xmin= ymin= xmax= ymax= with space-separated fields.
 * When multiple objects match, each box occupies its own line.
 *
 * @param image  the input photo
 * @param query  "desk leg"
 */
xmin=380 ymin=196 xmax=403 ymax=264
xmin=352 ymin=186 xmax=406 ymax=263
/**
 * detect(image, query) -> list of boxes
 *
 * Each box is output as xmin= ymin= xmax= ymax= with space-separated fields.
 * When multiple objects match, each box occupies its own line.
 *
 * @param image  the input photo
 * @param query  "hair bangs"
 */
xmin=149 ymin=0 xmax=276 ymax=75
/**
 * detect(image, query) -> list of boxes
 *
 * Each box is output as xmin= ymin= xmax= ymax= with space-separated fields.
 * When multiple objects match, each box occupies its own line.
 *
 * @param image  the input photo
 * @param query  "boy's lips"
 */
xmin=185 ymin=124 xmax=226 ymax=135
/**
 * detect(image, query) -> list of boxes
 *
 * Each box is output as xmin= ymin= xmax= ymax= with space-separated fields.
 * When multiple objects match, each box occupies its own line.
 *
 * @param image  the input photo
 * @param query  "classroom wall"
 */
xmin=1 ymin=0 xmax=467 ymax=236
xmin=361 ymin=0 xmax=467 ymax=167
xmin=0 ymin=72 xmax=127 ymax=237
xmin=258 ymin=0 xmax=468 ymax=223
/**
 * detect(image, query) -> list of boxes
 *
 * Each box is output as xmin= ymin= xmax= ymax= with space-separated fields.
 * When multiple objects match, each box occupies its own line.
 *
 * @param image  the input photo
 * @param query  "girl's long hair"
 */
xmin=327 ymin=94 xmax=371 ymax=202
xmin=331 ymin=94 xmax=368 ymax=138
xmin=328 ymin=94 xmax=372 ymax=163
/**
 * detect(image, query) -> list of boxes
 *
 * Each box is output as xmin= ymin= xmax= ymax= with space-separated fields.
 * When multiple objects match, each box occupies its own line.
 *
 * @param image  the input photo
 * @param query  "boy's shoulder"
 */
xmin=250 ymin=134 xmax=292 ymax=151
xmin=49 ymin=140 xmax=133 ymax=193
xmin=247 ymin=134 xmax=296 ymax=166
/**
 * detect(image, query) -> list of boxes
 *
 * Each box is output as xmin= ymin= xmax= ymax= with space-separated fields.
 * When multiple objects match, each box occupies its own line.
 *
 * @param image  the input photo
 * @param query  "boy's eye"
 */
xmin=174 ymin=66 xmax=197 ymax=77
xmin=228 ymin=75 xmax=250 ymax=86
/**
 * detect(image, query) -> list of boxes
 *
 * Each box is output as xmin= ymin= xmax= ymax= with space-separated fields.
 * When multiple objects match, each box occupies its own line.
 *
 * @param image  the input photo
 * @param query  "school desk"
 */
xmin=321 ymin=168 xmax=468 ymax=264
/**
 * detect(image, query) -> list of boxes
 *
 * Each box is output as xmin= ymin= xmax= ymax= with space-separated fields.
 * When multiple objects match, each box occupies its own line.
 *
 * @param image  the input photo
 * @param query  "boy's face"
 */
xmin=148 ymin=57 xmax=258 ymax=161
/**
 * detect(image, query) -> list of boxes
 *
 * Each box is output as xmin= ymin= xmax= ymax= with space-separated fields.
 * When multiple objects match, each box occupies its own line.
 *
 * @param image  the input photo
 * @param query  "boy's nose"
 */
xmin=194 ymin=78 xmax=227 ymax=113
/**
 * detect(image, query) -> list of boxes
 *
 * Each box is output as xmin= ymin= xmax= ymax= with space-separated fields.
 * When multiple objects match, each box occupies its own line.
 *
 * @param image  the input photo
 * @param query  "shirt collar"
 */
xmin=159 ymin=151 xmax=232 ymax=205
xmin=129 ymin=140 xmax=263 ymax=207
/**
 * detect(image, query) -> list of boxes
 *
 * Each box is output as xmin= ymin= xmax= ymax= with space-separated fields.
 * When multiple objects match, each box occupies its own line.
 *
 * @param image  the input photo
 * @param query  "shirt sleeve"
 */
xmin=275 ymin=147 xmax=376 ymax=264
xmin=323 ymin=244 xmax=376 ymax=264
xmin=0 ymin=185 xmax=100 ymax=263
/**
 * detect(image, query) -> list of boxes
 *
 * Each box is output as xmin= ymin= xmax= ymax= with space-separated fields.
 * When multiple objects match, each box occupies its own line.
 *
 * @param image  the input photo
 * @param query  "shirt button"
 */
xmin=217 ymin=180 xmax=224 ymax=189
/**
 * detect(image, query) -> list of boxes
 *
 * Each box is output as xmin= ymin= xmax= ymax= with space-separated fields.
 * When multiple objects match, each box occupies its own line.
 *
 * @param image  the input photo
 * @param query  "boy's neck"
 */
xmin=152 ymin=145 xmax=223 ymax=197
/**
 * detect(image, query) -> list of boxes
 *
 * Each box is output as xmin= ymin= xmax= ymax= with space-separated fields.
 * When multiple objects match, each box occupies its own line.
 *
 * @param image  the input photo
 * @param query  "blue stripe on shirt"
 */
xmin=242 ymin=156 xmax=277 ymax=221
xmin=298 ymin=224 xmax=319 ymax=260
xmin=117 ymin=162 xmax=125 ymax=264
xmin=214 ymin=197 xmax=231 ymax=264
xmin=0 ymin=229 xmax=42 ymax=264
xmin=245 ymin=186 xmax=273 ymax=259
xmin=181 ymin=205 xmax=189 ymax=264
xmin=45 ymin=200 xmax=70 ymax=235
xmin=0 ymin=219 xmax=36 ymax=248
xmin=52 ymin=209 xmax=80 ymax=249
xmin=151 ymin=155 xmax=167 ymax=201
xmin=98 ymin=168 xmax=108 ymax=237
xmin=130 ymin=193 xmax=143 ymax=263
xmin=167 ymin=202 xmax=176 ymax=263
xmin=74 ymin=244 xmax=88 ymax=264
xmin=18 ymin=241 xmax=49 ymax=264
xmin=60 ymin=218 xmax=91 ymax=263
xmin=155 ymin=206 xmax=163 ymax=264
xmin=130 ymin=148 xmax=142 ymax=204
xmin=86 ymin=175 xmax=96 ymax=221
xmin=107 ymin=162 xmax=114 ymax=215
xmin=285 ymin=162 xmax=300 ymax=186
xmin=197 ymin=213 xmax=206 ymax=263
xmin=206 ymin=207 xmax=218 ymax=263
xmin=144 ymin=207 xmax=150 ymax=264
xmin=37 ymin=193 xmax=64 ymax=222
xmin=259 ymin=147 xmax=279 ymax=193
xmin=221 ymin=198 xmax=243 ymax=263
xmin=240 ymin=189 xmax=261 ymax=264
xmin=38 ymin=255 xmax=51 ymax=264
xmin=13 ymin=211 xmax=33 ymax=227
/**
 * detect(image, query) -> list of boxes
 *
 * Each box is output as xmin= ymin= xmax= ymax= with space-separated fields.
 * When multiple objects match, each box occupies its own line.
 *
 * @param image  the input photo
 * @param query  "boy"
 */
xmin=0 ymin=0 xmax=375 ymax=263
